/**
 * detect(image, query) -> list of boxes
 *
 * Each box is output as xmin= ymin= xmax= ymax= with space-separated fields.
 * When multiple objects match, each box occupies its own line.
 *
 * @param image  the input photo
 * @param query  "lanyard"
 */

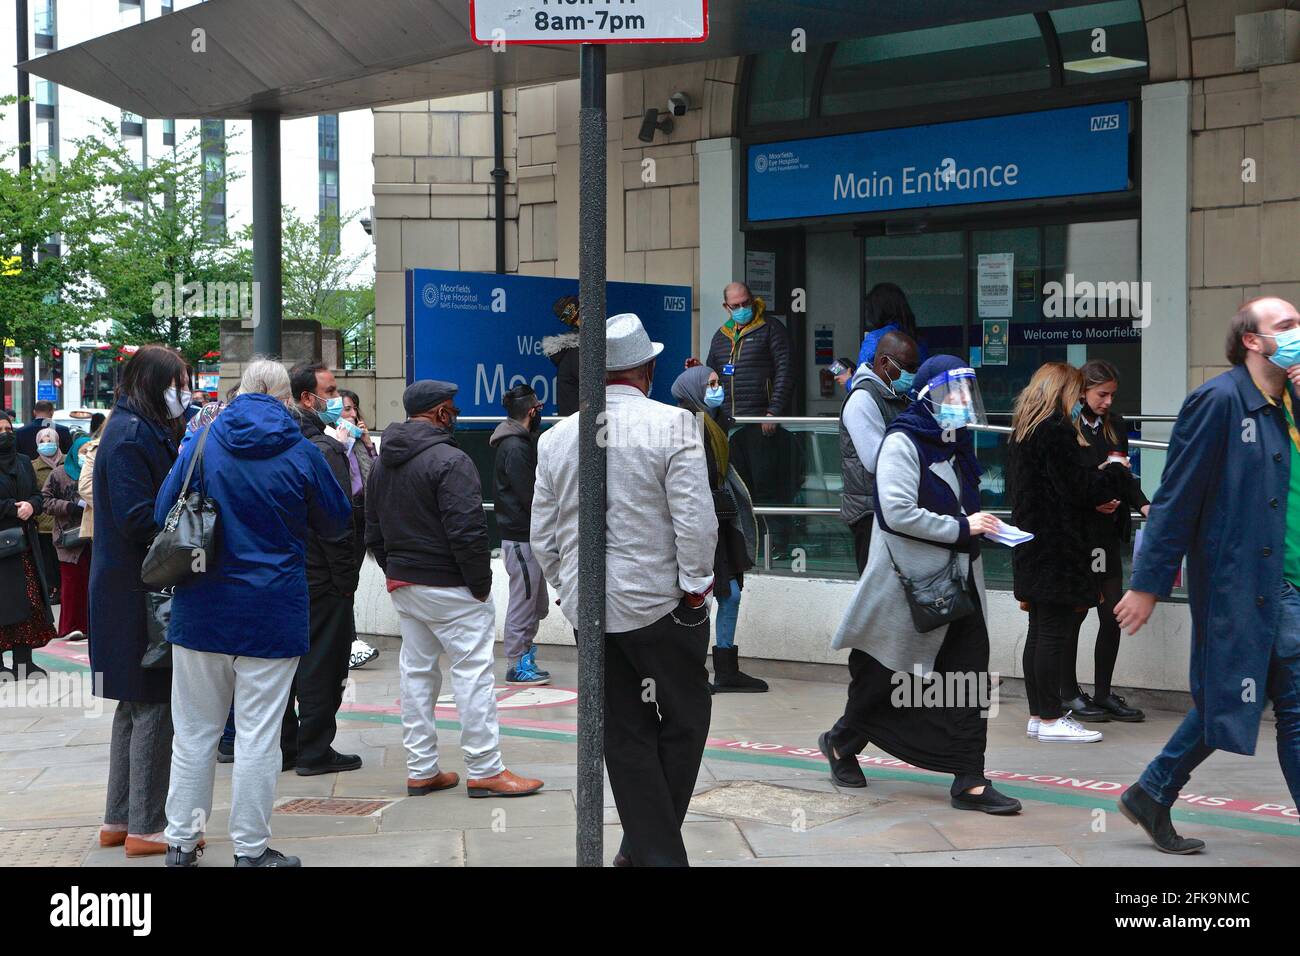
xmin=1266 ymin=389 xmax=1300 ymax=458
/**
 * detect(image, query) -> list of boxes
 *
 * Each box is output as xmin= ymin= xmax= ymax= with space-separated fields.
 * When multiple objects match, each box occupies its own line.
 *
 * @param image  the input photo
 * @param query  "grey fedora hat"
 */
xmin=605 ymin=313 xmax=665 ymax=371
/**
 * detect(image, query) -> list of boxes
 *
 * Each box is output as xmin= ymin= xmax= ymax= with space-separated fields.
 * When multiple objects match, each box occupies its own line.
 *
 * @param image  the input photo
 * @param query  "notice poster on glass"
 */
xmin=977 ymin=253 xmax=1014 ymax=318
xmin=745 ymin=251 xmax=776 ymax=304
xmin=982 ymin=320 xmax=1009 ymax=366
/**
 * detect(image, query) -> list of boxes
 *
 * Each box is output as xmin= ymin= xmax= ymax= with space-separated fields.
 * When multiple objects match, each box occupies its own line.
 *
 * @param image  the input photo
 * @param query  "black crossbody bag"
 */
xmin=882 ymin=538 xmax=976 ymax=633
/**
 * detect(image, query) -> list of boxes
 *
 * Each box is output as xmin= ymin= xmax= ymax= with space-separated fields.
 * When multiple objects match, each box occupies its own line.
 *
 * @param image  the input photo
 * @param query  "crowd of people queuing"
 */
xmin=2 ymin=282 xmax=1299 ymax=867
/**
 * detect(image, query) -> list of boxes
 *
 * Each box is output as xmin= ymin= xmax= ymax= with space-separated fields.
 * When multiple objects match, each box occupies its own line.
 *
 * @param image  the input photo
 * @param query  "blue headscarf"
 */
xmin=885 ymin=353 xmax=983 ymax=518
xmin=64 ymin=434 xmax=92 ymax=482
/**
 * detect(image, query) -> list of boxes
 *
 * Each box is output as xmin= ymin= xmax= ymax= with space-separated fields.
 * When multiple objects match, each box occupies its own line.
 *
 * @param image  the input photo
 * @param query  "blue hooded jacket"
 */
xmin=155 ymin=393 xmax=352 ymax=658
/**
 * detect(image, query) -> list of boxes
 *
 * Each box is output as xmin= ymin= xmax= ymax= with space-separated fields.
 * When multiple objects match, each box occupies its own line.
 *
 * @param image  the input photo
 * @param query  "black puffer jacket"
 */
xmin=543 ymin=331 xmax=580 ymax=416
xmin=365 ymin=419 xmax=492 ymax=599
xmin=298 ymin=410 xmax=359 ymax=597
xmin=706 ymin=310 xmax=793 ymax=417
xmin=490 ymin=418 xmax=537 ymax=541
xmin=1008 ymin=414 xmax=1130 ymax=607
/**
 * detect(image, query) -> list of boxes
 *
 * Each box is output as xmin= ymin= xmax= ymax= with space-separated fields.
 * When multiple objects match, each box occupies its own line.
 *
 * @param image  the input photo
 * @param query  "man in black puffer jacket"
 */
xmin=367 ymin=380 xmax=543 ymax=798
xmin=284 ymin=362 xmax=362 ymax=777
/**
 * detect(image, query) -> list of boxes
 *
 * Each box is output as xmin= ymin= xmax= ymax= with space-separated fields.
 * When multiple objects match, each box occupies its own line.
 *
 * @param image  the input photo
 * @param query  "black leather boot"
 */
xmin=712 ymin=646 xmax=768 ymax=693
xmin=1118 ymin=785 xmax=1206 ymax=854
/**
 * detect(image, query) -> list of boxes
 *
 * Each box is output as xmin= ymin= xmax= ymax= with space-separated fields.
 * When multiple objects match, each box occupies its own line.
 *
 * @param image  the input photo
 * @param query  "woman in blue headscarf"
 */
xmin=820 ymin=354 xmax=1022 ymax=815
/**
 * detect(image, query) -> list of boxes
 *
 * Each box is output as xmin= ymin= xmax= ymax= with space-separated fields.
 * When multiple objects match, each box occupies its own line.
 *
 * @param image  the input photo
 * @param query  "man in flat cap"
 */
xmin=366 ymin=379 xmax=543 ymax=799
xmin=532 ymin=314 xmax=717 ymax=866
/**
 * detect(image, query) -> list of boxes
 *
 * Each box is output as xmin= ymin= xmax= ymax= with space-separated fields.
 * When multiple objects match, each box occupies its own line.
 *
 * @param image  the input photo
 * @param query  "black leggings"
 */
xmin=1024 ymin=601 xmax=1087 ymax=721
xmin=1058 ymin=574 xmax=1124 ymax=700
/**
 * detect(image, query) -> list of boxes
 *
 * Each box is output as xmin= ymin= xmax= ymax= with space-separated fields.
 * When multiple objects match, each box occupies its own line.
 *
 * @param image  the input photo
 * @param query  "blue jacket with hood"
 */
xmin=155 ymin=393 xmax=352 ymax=658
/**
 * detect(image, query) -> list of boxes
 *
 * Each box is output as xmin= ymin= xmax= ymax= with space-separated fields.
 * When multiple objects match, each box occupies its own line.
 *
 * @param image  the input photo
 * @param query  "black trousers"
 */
xmin=282 ymin=589 xmax=355 ymax=766
xmin=849 ymin=515 xmax=872 ymax=575
xmin=1023 ymin=601 xmax=1087 ymax=721
xmin=604 ymin=603 xmax=712 ymax=867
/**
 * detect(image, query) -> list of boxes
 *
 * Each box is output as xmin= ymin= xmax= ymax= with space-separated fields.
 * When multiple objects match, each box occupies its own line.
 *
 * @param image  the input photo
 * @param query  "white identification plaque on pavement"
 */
xmin=471 ymin=0 xmax=708 ymax=44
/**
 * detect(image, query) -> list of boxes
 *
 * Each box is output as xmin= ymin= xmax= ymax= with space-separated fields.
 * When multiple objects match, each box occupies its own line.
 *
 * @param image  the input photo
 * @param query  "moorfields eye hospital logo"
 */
xmin=753 ymin=152 xmax=769 ymax=173
xmin=421 ymin=282 xmax=439 ymax=308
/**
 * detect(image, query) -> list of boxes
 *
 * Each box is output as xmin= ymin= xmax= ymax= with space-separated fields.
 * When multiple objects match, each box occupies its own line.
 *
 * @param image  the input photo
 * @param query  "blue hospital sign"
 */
xmin=747 ymin=102 xmax=1132 ymax=222
xmin=405 ymin=269 xmax=692 ymax=423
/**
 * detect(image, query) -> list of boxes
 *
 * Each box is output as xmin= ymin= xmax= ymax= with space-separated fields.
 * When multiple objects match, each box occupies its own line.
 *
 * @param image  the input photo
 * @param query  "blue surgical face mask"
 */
xmin=1260 ymin=327 xmax=1300 ymax=369
xmin=936 ymin=402 xmax=973 ymax=430
xmin=37 ymin=442 xmax=58 ymax=457
xmin=1070 ymin=400 xmax=1083 ymax=421
xmin=316 ymin=394 xmax=344 ymax=425
xmin=704 ymin=384 xmax=725 ymax=408
xmin=730 ymin=305 xmax=753 ymax=325
xmin=892 ymin=371 xmax=915 ymax=396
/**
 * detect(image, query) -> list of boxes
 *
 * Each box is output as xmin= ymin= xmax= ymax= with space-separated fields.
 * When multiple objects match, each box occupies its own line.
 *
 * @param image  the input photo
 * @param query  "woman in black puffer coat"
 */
xmin=1007 ymin=363 xmax=1130 ymax=743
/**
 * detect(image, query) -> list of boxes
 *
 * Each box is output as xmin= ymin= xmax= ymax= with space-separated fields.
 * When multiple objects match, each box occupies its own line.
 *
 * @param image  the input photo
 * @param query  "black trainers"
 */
xmin=165 ymin=844 xmax=202 ymax=867
xmin=818 ymin=731 xmax=867 ymax=788
xmin=217 ymin=740 xmax=234 ymax=764
xmin=295 ymin=750 xmax=363 ymax=776
xmin=234 ymin=847 xmax=301 ymax=867
xmin=951 ymin=784 xmax=1022 ymax=815
xmin=1118 ymin=785 xmax=1206 ymax=854
xmin=1093 ymin=692 xmax=1145 ymax=722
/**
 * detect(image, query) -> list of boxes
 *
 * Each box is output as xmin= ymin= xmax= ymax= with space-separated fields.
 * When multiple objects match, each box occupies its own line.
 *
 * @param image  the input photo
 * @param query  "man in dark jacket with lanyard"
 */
xmin=284 ymin=362 xmax=362 ymax=776
xmin=490 ymin=384 xmax=550 ymax=686
xmin=1116 ymin=296 xmax=1300 ymax=854
xmin=839 ymin=330 xmax=919 ymax=575
xmin=367 ymin=380 xmax=543 ymax=799
xmin=704 ymin=281 xmax=795 ymax=555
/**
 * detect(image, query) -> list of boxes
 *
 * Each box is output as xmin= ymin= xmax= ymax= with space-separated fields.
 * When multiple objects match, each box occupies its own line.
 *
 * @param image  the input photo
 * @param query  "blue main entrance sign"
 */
xmin=747 ymin=101 xmax=1131 ymax=222
xmin=405 ymin=269 xmax=692 ymax=424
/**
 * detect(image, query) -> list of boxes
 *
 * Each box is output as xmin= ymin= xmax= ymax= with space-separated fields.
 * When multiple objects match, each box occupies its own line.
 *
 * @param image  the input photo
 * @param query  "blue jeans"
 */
xmin=1138 ymin=580 xmax=1300 ymax=807
xmin=714 ymin=582 xmax=742 ymax=650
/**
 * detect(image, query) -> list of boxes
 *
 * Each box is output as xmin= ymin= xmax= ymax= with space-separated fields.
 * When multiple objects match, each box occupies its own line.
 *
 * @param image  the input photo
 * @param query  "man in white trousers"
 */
xmin=365 ymin=379 xmax=543 ymax=799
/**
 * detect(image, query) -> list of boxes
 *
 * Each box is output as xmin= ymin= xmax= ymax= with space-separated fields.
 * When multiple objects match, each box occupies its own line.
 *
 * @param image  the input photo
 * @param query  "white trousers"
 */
xmin=390 ymin=584 xmax=505 ymax=780
xmin=164 ymin=645 xmax=298 ymax=858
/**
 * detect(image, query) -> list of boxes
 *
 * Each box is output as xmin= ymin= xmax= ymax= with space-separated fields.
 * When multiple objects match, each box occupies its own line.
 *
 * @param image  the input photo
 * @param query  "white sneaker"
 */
xmin=349 ymin=640 xmax=379 ymax=669
xmin=1036 ymin=714 xmax=1103 ymax=743
xmin=1026 ymin=717 xmax=1040 ymax=738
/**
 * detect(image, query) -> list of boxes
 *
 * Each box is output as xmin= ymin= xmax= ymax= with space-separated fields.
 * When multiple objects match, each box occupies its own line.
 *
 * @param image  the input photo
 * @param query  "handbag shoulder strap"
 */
xmin=178 ymin=422 xmax=213 ymax=498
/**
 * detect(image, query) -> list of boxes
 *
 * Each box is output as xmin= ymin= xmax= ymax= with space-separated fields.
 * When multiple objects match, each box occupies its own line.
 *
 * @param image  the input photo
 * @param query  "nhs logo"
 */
xmin=663 ymin=296 xmax=687 ymax=312
xmin=1090 ymin=114 xmax=1121 ymax=132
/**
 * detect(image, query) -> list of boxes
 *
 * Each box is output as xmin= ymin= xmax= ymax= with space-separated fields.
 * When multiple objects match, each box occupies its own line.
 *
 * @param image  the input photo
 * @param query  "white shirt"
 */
xmin=530 ymin=384 xmax=717 ymax=634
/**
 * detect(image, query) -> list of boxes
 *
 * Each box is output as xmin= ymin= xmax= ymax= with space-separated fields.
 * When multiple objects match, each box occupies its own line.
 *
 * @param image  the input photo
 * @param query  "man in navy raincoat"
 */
xmin=1116 ymin=296 xmax=1300 ymax=853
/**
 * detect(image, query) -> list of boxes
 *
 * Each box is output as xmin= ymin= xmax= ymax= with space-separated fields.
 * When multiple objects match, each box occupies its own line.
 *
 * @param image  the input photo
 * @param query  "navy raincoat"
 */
xmin=1131 ymin=364 xmax=1293 ymax=755
xmin=156 ymin=393 xmax=351 ymax=660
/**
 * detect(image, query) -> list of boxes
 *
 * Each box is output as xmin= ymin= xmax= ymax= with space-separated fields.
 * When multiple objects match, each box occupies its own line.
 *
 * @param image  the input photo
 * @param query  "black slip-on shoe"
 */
xmin=818 ymin=731 xmax=868 ymax=788
xmin=951 ymin=785 xmax=1022 ymax=815
xmin=295 ymin=751 xmax=363 ymax=776
xmin=1118 ymin=785 xmax=1206 ymax=854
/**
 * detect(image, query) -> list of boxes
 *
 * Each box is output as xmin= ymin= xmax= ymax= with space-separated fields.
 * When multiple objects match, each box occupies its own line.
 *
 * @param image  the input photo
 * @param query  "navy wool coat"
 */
xmin=1131 ymin=364 xmax=1294 ymax=755
xmin=88 ymin=399 xmax=178 ymax=704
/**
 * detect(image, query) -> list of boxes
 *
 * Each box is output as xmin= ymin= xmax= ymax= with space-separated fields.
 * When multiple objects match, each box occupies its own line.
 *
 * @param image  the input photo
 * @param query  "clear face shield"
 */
xmin=918 ymin=367 xmax=988 ymax=431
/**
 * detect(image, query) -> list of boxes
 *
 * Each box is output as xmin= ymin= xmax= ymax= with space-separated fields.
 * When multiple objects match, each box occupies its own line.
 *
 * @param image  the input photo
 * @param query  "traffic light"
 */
xmin=49 ymin=346 xmax=64 ymax=403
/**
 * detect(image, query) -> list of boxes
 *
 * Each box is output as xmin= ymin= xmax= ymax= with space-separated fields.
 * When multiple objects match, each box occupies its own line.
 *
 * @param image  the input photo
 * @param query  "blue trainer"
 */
xmin=523 ymin=646 xmax=550 ymax=679
xmin=506 ymin=652 xmax=550 ymax=686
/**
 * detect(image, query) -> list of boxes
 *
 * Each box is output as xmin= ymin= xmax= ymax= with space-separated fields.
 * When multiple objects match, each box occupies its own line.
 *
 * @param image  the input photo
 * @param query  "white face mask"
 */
xmin=163 ymin=387 xmax=191 ymax=419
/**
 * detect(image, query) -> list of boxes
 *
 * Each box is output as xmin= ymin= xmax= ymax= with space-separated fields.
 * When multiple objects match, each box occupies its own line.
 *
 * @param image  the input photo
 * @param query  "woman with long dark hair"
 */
xmin=0 ymin=414 xmax=55 ymax=679
xmin=858 ymin=282 xmax=927 ymax=366
xmin=89 ymin=344 xmax=188 ymax=857
xmin=1067 ymin=359 xmax=1150 ymax=721
xmin=1007 ymin=362 xmax=1131 ymax=743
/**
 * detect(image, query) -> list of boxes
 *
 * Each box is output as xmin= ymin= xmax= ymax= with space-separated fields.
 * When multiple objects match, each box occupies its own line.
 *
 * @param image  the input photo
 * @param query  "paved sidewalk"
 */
xmin=1 ymin=636 xmax=1296 ymax=867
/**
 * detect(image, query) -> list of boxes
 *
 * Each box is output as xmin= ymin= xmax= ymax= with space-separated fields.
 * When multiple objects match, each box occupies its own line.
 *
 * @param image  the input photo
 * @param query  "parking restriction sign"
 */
xmin=470 ymin=0 xmax=708 ymax=44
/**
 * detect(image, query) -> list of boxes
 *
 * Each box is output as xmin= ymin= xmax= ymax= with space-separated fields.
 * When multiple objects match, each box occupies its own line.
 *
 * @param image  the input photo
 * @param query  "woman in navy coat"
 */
xmin=89 ymin=345 xmax=189 ymax=857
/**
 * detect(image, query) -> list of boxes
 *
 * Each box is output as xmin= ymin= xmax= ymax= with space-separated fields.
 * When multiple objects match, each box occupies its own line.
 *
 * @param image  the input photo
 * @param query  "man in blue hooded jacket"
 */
xmin=1116 ymin=296 xmax=1300 ymax=854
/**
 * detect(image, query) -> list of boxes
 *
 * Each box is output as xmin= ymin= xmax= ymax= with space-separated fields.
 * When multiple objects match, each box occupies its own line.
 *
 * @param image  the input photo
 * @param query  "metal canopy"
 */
xmin=19 ymin=0 xmax=1099 ymax=119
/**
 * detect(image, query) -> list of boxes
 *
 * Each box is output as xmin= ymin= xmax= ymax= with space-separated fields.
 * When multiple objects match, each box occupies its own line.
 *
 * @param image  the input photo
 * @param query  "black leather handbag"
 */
xmin=883 ymin=540 xmax=976 ymax=634
xmin=141 ymin=423 xmax=219 ymax=590
xmin=140 ymin=589 xmax=173 ymax=670
xmin=0 ymin=525 xmax=28 ymax=560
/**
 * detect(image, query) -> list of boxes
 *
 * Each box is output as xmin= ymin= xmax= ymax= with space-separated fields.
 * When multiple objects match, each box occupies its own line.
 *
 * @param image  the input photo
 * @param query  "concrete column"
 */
xmin=696 ymin=137 xmax=745 ymax=356
xmin=1139 ymin=80 xmax=1192 ymax=495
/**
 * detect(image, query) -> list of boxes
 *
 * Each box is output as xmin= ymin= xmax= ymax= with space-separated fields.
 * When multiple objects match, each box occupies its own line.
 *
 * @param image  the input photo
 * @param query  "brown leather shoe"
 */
xmin=124 ymin=836 xmax=168 ymax=857
xmin=407 ymin=770 xmax=460 ymax=796
xmin=466 ymin=769 xmax=544 ymax=798
xmin=99 ymin=828 xmax=126 ymax=848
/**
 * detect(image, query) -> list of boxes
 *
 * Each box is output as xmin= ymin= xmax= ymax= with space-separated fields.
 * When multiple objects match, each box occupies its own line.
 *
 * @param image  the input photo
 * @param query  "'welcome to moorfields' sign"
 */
xmin=746 ymin=101 xmax=1131 ymax=222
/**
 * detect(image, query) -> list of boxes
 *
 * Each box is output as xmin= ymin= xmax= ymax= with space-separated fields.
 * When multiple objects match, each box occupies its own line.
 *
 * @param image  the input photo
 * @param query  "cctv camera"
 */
xmin=638 ymin=108 xmax=675 ymax=144
xmin=668 ymin=92 xmax=690 ymax=117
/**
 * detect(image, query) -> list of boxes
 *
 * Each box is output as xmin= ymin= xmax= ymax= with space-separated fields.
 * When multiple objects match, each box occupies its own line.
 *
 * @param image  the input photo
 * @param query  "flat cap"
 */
xmin=403 ymin=379 xmax=458 ymax=416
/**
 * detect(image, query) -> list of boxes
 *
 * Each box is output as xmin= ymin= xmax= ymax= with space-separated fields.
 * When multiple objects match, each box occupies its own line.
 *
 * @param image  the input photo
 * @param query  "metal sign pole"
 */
xmin=575 ymin=41 xmax=607 ymax=868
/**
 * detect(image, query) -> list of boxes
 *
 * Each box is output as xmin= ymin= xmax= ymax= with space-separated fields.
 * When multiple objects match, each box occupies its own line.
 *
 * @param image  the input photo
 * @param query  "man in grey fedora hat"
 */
xmin=532 ymin=313 xmax=717 ymax=866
